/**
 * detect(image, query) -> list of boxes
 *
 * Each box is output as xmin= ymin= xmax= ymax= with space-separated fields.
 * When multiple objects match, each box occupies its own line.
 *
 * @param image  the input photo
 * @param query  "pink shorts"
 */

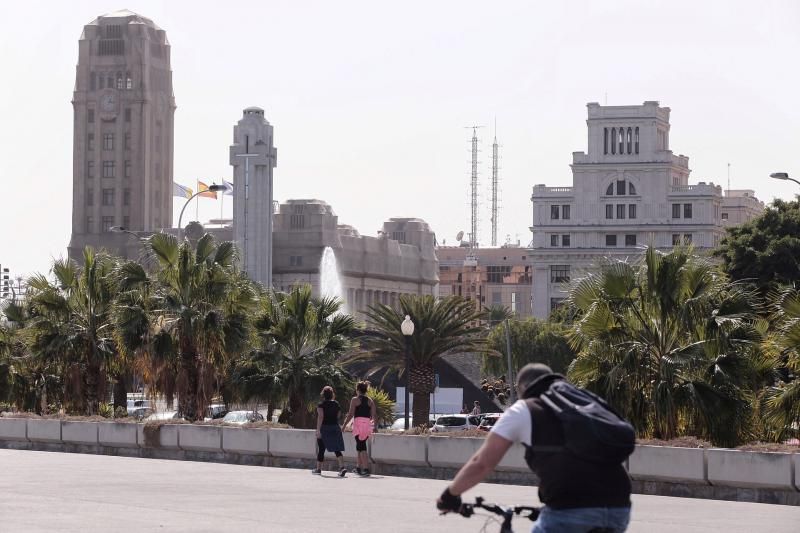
xmin=353 ymin=417 xmax=373 ymax=440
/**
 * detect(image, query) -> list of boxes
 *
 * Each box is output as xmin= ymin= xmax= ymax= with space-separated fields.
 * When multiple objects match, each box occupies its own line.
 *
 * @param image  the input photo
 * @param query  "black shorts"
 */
xmin=355 ymin=436 xmax=368 ymax=452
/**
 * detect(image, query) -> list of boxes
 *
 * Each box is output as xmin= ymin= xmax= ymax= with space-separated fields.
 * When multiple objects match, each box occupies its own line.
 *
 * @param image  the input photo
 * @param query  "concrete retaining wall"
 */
xmin=0 ymin=418 xmax=797 ymax=505
xmin=707 ymin=449 xmax=795 ymax=490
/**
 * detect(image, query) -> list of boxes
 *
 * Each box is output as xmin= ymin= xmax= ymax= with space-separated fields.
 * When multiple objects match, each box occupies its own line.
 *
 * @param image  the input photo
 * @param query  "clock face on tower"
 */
xmin=98 ymin=89 xmax=117 ymax=118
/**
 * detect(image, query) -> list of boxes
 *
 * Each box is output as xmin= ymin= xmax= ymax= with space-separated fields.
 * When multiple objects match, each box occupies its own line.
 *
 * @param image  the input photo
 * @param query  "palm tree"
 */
xmin=567 ymin=246 xmax=764 ymax=446
xmin=115 ymin=233 xmax=256 ymax=421
xmin=233 ymin=284 xmax=356 ymax=428
xmin=760 ymin=287 xmax=800 ymax=441
xmin=25 ymin=248 xmax=119 ymax=415
xmin=362 ymin=295 xmax=487 ymax=427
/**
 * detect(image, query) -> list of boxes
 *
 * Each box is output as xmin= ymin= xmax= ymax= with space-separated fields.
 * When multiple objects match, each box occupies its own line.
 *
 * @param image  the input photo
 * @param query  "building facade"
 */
xmin=68 ymin=10 xmax=175 ymax=261
xmin=529 ymin=101 xmax=764 ymax=319
xmin=437 ymin=246 xmax=532 ymax=317
xmin=229 ymin=107 xmax=277 ymax=288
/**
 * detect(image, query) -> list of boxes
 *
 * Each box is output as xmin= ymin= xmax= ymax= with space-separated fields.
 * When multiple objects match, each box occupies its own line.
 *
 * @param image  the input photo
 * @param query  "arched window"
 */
xmin=99 ymin=74 xmax=105 ymax=89
xmin=628 ymin=182 xmax=636 ymax=195
xmin=116 ymin=71 xmax=123 ymax=89
xmin=635 ymin=127 xmax=640 ymax=154
xmin=618 ymin=129 xmax=624 ymax=154
xmin=626 ymin=128 xmax=632 ymax=154
xmin=611 ymin=128 xmax=616 ymax=154
xmin=125 ymin=71 xmax=132 ymax=90
xmin=606 ymin=183 xmax=614 ymax=195
xmin=604 ymin=128 xmax=608 ymax=155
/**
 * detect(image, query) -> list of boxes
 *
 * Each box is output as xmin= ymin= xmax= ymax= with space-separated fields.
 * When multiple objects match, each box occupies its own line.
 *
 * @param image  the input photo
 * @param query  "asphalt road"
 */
xmin=0 ymin=449 xmax=797 ymax=532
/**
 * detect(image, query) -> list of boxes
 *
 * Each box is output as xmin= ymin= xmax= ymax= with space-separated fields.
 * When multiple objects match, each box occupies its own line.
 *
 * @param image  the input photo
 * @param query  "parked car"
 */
xmin=388 ymin=414 xmax=438 ymax=432
xmin=129 ymin=407 xmax=154 ymax=420
xmin=204 ymin=404 xmax=228 ymax=421
xmin=144 ymin=411 xmax=183 ymax=421
xmin=222 ymin=410 xmax=264 ymax=425
xmin=430 ymin=414 xmax=481 ymax=433
xmin=126 ymin=399 xmax=152 ymax=416
xmin=478 ymin=413 xmax=502 ymax=431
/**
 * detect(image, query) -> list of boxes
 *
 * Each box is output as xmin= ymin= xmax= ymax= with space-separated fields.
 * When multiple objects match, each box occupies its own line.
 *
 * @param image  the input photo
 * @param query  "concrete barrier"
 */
xmin=138 ymin=424 xmax=180 ymax=449
xmin=629 ymin=445 xmax=707 ymax=483
xmin=98 ymin=422 xmax=138 ymax=448
xmin=371 ymin=434 xmax=428 ymax=466
xmin=341 ymin=430 xmax=363 ymax=461
xmin=428 ymin=436 xmax=482 ymax=468
xmin=27 ymin=419 xmax=61 ymax=443
xmin=222 ymin=427 xmax=269 ymax=455
xmin=0 ymin=418 xmax=28 ymax=441
xmin=62 ymin=421 xmax=99 ymax=445
xmin=268 ymin=428 xmax=316 ymax=459
xmin=794 ymin=454 xmax=800 ymax=492
xmin=707 ymin=449 xmax=795 ymax=490
xmin=179 ymin=425 xmax=222 ymax=452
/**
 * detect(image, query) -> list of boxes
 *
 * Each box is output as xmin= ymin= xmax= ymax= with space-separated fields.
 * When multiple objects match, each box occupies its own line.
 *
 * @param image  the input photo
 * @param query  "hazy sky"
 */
xmin=1 ymin=0 xmax=799 ymax=277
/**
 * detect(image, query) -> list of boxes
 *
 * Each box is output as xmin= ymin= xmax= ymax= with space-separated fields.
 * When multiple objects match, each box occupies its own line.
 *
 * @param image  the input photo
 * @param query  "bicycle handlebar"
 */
xmin=457 ymin=496 xmax=540 ymax=522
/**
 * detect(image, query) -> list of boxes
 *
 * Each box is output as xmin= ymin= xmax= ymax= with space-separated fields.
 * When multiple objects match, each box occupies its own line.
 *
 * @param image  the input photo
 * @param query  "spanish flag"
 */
xmin=197 ymin=181 xmax=217 ymax=199
xmin=172 ymin=182 xmax=193 ymax=198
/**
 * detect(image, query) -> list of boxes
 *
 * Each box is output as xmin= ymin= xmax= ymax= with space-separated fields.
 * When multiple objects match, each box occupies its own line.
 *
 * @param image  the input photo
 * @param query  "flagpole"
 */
xmin=220 ymin=181 xmax=224 ymax=220
xmin=195 ymin=179 xmax=199 ymax=221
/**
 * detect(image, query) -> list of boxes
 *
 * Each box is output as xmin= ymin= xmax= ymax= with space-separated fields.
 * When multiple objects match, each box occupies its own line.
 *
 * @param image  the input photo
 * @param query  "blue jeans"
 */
xmin=531 ymin=506 xmax=631 ymax=533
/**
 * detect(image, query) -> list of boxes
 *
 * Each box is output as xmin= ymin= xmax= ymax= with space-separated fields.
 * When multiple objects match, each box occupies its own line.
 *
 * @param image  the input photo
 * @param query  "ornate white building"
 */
xmin=529 ymin=101 xmax=763 ymax=319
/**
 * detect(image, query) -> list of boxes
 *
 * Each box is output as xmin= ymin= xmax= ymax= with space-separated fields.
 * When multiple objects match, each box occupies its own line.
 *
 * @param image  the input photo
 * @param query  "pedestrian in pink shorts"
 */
xmin=342 ymin=381 xmax=377 ymax=476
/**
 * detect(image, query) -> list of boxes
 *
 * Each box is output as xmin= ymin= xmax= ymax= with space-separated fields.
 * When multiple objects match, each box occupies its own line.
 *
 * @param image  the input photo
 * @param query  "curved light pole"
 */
xmin=401 ymin=315 xmax=415 ymax=430
xmin=770 ymin=172 xmax=800 ymax=187
xmin=177 ymin=184 xmax=226 ymax=241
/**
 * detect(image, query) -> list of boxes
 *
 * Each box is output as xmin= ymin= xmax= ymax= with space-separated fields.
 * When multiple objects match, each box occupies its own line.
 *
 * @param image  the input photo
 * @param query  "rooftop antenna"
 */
xmin=464 ymin=125 xmax=483 ymax=259
xmin=727 ymin=162 xmax=731 ymax=196
xmin=490 ymin=118 xmax=500 ymax=247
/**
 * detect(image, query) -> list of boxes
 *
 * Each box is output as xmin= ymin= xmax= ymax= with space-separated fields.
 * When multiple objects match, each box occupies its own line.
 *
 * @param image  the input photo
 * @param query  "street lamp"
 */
xmin=177 ymin=184 xmax=226 ymax=241
xmin=770 ymin=172 xmax=800 ymax=187
xmin=400 ymin=314 xmax=415 ymax=431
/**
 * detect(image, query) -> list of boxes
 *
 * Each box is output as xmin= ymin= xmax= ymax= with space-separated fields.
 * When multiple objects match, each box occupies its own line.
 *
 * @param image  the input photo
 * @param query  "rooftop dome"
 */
xmin=88 ymin=9 xmax=161 ymax=30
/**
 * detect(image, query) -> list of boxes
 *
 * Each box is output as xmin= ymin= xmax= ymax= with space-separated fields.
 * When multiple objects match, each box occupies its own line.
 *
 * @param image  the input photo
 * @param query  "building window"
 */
xmin=123 ymin=188 xmax=130 ymax=206
xmin=392 ymin=231 xmax=406 ymax=243
xmin=628 ymin=182 xmax=636 ymax=195
xmin=86 ymin=189 xmax=94 ymax=206
xmin=606 ymin=204 xmax=614 ymax=219
xmin=290 ymin=214 xmax=305 ymax=229
xmin=87 ymin=161 xmax=95 ymax=179
xmin=103 ymin=161 xmax=115 ymax=178
xmin=618 ymin=129 xmax=624 ymax=154
xmin=672 ymin=203 xmax=681 ymax=219
xmin=562 ymin=205 xmax=571 ymax=220
xmin=116 ymin=74 xmax=124 ymax=90
xmin=616 ymin=180 xmax=626 ymax=195
xmin=606 ymin=234 xmax=617 ymax=247
xmin=616 ymin=204 xmax=626 ymax=219
xmin=88 ymin=133 xmax=95 ymax=151
xmin=102 ymin=188 xmax=115 ymax=206
xmin=672 ymin=234 xmax=681 ymax=246
xmin=603 ymin=128 xmax=608 ymax=155
xmin=124 ymin=160 xmax=131 ymax=178
xmin=99 ymin=75 xmax=105 ymax=89
xmin=289 ymin=256 xmax=304 ymax=267
xmin=487 ymin=266 xmax=511 ymax=284
xmin=125 ymin=108 xmax=131 ymax=122
xmin=684 ymin=204 xmax=692 ymax=219
xmin=625 ymin=234 xmax=637 ymax=246
xmin=88 ymin=109 xmax=95 ymax=123
xmin=124 ymin=133 xmax=131 ymax=150
xmin=550 ymin=205 xmax=560 ymax=219
xmin=550 ymin=298 xmax=565 ymax=311
xmin=635 ymin=127 xmax=639 ymax=154
xmin=101 ymin=216 xmax=114 ymax=232
xmin=684 ymin=234 xmax=693 ymax=244
xmin=606 ymin=183 xmax=614 ymax=195
xmin=86 ymin=216 xmax=93 ymax=233
xmin=626 ymin=127 xmax=632 ymax=154
xmin=721 ymin=212 xmax=729 ymax=220
xmin=562 ymin=234 xmax=570 ymax=247
xmin=628 ymin=204 xmax=637 ymax=219
xmin=103 ymin=133 xmax=114 ymax=150
xmin=550 ymin=265 xmax=570 ymax=283
xmin=611 ymin=128 xmax=616 ymax=154
xmin=90 ymin=72 xmax=96 ymax=91
xmin=550 ymin=235 xmax=559 ymax=247
xmin=126 ymin=72 xmax=132 ymax=90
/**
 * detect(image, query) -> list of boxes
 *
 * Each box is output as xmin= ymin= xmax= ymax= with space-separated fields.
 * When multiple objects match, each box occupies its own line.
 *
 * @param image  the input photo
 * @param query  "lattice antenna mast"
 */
xmin=466 ymin=125 xmax=483 ymax=252
xmin=490 ymin=120 xmax=500 ymax=247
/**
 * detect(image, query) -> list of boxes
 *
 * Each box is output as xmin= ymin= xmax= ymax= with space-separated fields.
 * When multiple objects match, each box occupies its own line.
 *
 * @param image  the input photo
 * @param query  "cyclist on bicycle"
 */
xmin=437 ymin=363 xmax=631 ymax=532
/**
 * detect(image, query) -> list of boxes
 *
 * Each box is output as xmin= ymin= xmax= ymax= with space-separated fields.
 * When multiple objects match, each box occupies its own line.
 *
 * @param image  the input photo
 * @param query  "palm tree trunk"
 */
xmin=288 ymin=390 xmax=308 ymax=428
xmin=85 ymin=364 xmax=100 ymax=415
xmin=113 ymin=372 xmax=127 ymax=414
xmin=412 ymin=389 xmax=431 ymax=428
xmin=410 ymin=363 xmax=436 ymax=427
xmin=179 ymin=337 xmax=200 ymax=421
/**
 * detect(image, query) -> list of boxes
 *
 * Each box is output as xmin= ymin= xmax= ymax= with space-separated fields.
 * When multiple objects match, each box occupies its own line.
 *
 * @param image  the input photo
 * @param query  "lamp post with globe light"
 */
xmin=177 ymin=184 xmax=226 ymax=241
xmin=401 ymin=315 xmax=415 ymax=430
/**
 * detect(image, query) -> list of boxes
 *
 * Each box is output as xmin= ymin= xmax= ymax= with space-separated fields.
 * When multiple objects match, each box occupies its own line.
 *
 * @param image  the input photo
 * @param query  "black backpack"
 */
xmin=531 ymin=380 xmax=635 ymax=464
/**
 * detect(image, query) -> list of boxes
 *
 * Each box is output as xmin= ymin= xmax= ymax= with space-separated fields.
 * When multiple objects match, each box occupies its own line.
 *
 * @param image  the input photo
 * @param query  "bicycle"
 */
xmin=447 ymin=496 xmax=619 ymax=533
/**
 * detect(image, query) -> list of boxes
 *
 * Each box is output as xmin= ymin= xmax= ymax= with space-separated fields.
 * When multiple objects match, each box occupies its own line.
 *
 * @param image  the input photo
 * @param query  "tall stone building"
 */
xmin=528 ymin=101 xmax=763 ymax=319
xmin=68 ymin=10 xmax=175 ymax=261
xmin=229 ymin=107 xmax=277 ymax=288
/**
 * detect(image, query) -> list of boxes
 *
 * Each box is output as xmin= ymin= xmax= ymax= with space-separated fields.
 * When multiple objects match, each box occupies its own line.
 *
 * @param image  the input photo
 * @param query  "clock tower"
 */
xmin=68 ymin=10 xmax=175 ymax=261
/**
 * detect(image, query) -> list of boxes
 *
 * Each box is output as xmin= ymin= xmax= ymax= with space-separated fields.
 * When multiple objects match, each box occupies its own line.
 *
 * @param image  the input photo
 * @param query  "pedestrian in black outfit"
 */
xmin=313 ymin=386 xmax=347 ymax=477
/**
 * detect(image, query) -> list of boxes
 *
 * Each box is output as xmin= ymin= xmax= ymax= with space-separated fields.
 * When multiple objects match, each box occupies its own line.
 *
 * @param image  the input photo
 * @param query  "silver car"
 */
xmin=430 ymin=414 xmax=481 ymax=433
